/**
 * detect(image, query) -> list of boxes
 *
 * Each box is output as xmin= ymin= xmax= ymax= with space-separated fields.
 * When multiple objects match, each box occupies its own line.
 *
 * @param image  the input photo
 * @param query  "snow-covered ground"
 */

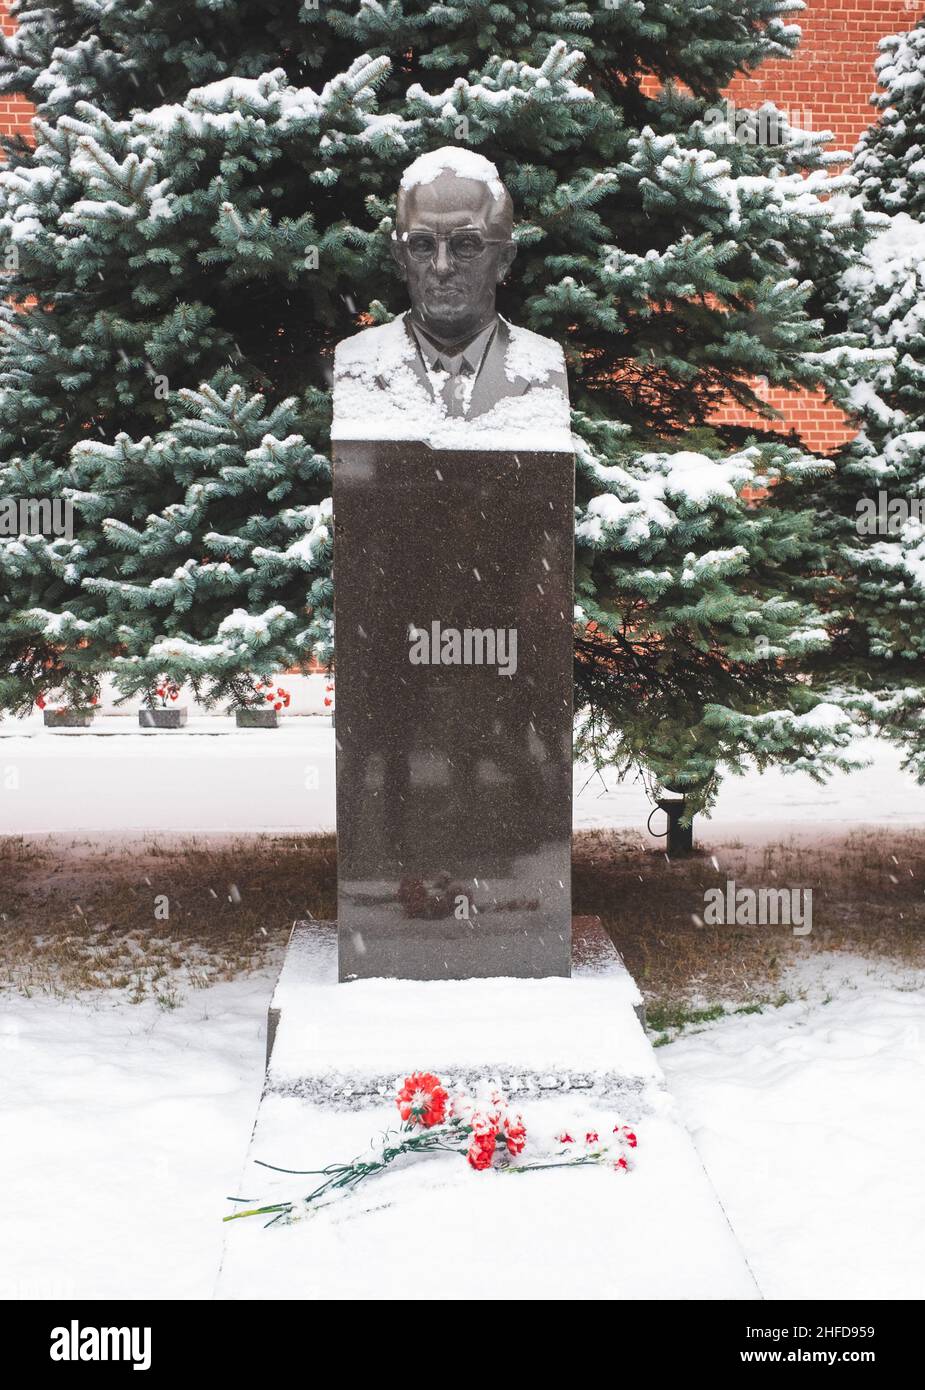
xmin=1 ymin=728 xmax=923 ymax=1297
xmin=0 ymin=955 xmax=921 ymax=1299
xmin=3 ymin=721 xmax=925 ymax=838
xmin=0 ymin=976 xmax=274 ymax=1300
xmin=661 ymin=954 xmax=925 ymax=1300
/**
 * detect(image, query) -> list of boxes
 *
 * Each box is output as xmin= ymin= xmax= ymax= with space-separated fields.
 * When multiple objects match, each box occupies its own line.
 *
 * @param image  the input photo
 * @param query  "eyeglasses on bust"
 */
xmin=395 ymin=228 xmax=511 ymax=262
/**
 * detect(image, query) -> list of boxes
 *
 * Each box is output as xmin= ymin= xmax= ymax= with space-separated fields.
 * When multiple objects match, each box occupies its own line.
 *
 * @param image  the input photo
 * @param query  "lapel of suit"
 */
xmin=396 ymin=312 xmax=438 ymax=401
xmin=467 ymin=316 xmax=517 ymax=419
xmin=392 ymin=313 xmax=521 ymax=418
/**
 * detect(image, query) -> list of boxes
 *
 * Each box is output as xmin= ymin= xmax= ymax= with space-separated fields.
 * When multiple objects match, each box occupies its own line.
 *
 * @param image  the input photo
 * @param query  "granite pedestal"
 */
xmin=333 ymin=440 xmax=574 ymax=982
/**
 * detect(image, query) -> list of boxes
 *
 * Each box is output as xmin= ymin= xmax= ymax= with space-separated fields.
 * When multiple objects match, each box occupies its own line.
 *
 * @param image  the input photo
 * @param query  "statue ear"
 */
xmin=497 ymin=241 xmax=517 ymax=282
xmin=390 ymin=236 xmax=407 ymax=280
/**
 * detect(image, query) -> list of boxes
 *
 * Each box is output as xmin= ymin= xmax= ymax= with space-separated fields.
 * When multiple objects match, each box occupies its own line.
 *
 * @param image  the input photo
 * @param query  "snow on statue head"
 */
xmin=332 ymin=145 xmax=572 ymax=452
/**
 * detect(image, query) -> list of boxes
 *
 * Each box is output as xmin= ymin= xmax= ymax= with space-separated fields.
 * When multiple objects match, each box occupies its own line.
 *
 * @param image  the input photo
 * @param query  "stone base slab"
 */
xmin=216 ymin=921 xmax=758 ymax=1300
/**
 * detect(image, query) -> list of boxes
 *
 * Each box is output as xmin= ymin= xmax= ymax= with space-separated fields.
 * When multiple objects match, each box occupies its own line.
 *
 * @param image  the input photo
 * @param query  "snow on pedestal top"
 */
xmin=266 ymin=923 xmax=655 ymax=1093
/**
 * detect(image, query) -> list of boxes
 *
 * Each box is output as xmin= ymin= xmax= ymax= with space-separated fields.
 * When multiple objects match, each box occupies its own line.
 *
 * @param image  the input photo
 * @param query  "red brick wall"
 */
xmin=714 ymin=0 xmax=918 ymax=452
xmin=726 ymin=0 xmax=918 ymax=151
xmin=0 ymin=2 xmax=32 ymax=135
xmin=0 ymin=0 xmax=914 ymax=451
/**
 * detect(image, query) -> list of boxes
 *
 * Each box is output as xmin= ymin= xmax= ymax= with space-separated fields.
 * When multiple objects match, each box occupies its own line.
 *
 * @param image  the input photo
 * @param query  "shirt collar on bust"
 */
xmin=410 ymin=317 xmax=497 ymax=377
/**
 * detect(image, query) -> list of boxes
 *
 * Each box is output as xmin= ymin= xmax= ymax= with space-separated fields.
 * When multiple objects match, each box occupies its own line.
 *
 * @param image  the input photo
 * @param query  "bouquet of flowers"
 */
xmin=226 ymin=1072 xmax=637 ymax=1226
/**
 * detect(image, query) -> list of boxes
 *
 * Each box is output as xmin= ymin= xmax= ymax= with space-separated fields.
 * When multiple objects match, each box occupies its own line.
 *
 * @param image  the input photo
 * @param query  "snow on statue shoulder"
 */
xmin=332 ymin=312 xmax=571 ymax=451
xmin=331 ymin=146 xmax=572 ymax=453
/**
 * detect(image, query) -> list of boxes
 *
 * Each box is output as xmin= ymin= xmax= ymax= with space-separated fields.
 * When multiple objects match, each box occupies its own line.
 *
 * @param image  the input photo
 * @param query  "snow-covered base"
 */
xmin=217 ymin=926 xmax=758 ymax=1300
xmin=218 ymin=1093 xmax=757 ymax=1301
xmin=266 ymin=922 xmax=651 ymax=1095
xmin=1 ymin=957 xmax=920 ymax=1298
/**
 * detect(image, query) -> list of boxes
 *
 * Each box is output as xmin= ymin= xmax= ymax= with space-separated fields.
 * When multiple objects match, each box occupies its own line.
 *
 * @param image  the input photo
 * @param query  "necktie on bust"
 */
xmin=430 ymin=349 xmax=474 ymax=417
xmin=411 ymin=320 xmax=496 ymax=418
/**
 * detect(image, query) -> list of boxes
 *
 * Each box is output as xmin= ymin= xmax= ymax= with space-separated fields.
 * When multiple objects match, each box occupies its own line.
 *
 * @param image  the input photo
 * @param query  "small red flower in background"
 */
xmin=154 ymin=679 xmax=181 ymax=706
xmin=585 ymin=1131 xmax=599 ymax=1146
xmin=396 ymin=1072 xmax=448 ymax=1128
xmin=557 ymin=1132 xmax=575 ymax=1145
xmin=36 ymin=696 xmax=45 ymax=710
xmin=614 ymin=1125 xmax=637 ymax=1149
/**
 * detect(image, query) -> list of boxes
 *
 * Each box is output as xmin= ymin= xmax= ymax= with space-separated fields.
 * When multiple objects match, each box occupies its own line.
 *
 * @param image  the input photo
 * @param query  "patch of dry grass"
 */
xmin=0 ymin=833 xmax=335 ymax=1002
xmin=1 ymin=827 xmax=923 ymax=1013
xmin=575 ymin=826 xmax=925 ymax=1013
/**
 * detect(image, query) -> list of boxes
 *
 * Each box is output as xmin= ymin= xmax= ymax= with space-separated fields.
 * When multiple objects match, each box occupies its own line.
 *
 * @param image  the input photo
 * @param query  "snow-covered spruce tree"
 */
xmin=0 ymin=2 xmax=869 ymax=804
xmin=808 ymin=20 xmax=925 ymax=776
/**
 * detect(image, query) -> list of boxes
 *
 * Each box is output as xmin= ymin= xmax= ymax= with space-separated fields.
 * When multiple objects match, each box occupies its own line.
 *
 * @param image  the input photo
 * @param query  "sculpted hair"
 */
xmin=395 ymin=162 xmax=514 ymax=236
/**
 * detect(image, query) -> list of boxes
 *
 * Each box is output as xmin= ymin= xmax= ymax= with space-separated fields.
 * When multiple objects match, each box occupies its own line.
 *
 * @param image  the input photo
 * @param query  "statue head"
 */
xmin=391 ymin=147 xmax=517 ymax=348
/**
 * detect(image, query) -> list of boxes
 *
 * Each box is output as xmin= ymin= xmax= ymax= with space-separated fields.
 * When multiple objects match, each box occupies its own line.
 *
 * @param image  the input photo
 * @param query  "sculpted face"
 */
xmin=391 ymin=173 xmax=516 ymax=349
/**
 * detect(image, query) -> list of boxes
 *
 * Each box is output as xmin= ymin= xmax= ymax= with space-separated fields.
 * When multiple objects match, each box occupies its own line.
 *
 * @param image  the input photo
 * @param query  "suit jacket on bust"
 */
xmin=331 ymin=311 xmax=572 ymax=452
xmin=403 ymin=314 xmax=568 ymax=418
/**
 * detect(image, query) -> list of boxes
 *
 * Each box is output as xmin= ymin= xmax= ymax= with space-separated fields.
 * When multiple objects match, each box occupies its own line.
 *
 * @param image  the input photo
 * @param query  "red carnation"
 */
xmin=503 ymin=1115 xmax=527 ymax=1157
xmin=614 ymin=1125 xmax=637 ymax=1149
xmin=585 ymin=1131 xmax=599 ymax=1146
xmin=396 ymin=1072 xmax=448 ymax=1128
xmin=557 ymin=1132 xmax=574 ymax=1145
xmin=36 ymin=696 xmax=46 ymax=710
xmin=467 ymin=1130 xmax=496 ymax=1170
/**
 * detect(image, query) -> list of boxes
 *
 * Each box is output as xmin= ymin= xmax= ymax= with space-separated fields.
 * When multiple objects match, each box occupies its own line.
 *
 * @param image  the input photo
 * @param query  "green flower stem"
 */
xmin=504 ymin=1156 xmax=603 ymax=1174
xmin=225 ymin=1122 xmax=470 ymax=1223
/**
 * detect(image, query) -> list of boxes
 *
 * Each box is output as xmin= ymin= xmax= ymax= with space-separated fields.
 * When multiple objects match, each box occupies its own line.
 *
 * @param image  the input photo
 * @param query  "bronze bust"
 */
xmin=332 ymin=147 xmax=571 ymax=451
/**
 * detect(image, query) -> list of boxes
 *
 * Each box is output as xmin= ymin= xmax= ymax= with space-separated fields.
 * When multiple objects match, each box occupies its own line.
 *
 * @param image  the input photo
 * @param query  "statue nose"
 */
xmin=434 ymin=239 xmax=453 ymax=274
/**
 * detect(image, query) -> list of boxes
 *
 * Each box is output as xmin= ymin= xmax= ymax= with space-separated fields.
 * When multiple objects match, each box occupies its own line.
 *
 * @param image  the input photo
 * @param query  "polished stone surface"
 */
xmin=333 ymin=440 xmax=574 ymax=980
